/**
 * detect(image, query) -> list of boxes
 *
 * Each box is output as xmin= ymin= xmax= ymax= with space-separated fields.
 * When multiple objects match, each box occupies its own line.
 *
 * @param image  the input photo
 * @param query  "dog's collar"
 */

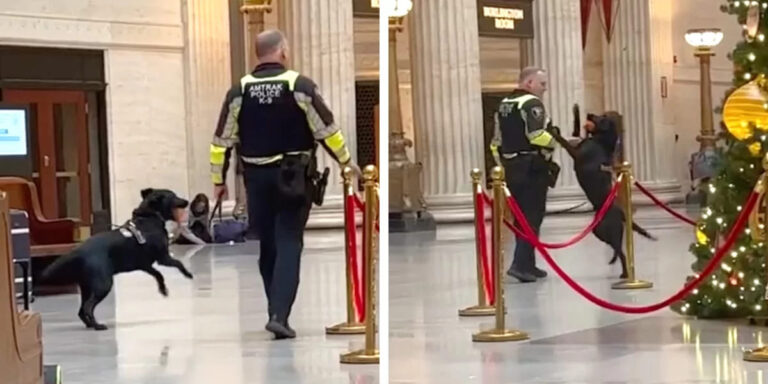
xmin=119 ymin=220 xmax=147 ymax=245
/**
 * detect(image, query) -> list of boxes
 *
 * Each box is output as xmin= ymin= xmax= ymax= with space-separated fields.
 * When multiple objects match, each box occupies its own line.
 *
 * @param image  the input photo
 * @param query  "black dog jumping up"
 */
xmin=550 ymin=113 xmax=656 ymax=278
xmin=41 ymin=188 xmax=194 ymax=330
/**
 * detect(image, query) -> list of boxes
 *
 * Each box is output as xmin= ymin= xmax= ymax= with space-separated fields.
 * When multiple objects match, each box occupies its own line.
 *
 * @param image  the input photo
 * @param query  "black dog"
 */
xmin=41 ymin=188 xmax=194 ymax=330
xmin=550 ymin=113 xmax=656 ymax=278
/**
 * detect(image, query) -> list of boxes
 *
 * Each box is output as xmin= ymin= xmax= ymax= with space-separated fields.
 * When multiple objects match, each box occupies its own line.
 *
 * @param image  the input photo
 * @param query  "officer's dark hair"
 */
xmin=519 ymin=66 xmax=546 ymax=83
xmin=256 ymin=29 xmax=286 ymax=59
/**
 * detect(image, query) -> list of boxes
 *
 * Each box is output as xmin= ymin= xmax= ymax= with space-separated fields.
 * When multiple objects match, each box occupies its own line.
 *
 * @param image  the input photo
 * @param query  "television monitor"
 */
xmin=0 ymin=107 xmax=28 ymax=156
xmin=0 ymin=104 xmax=32 ymax=178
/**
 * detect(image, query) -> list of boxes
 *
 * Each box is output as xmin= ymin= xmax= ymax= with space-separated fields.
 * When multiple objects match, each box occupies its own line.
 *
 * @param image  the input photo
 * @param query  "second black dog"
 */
xmin=551 ymin=114 xmax=656 ymax=278
xmin=41 ymin=188 xmax=194 ymax=330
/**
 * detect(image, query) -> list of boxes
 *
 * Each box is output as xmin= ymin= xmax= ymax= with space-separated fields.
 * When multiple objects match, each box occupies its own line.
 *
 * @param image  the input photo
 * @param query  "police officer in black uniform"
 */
xmin=490 ymin=67 xmax=560 ymax=283
xmin=210 ymin=30 xmax=360 ymax=339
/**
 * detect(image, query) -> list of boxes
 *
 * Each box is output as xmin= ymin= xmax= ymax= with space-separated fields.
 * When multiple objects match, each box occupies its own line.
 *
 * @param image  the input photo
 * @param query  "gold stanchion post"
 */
xmin=341 ymin=165 xmax=379 ymax=364
xmin=472 ymin=166 xmax=529 ymax=342
xmin=327 ymin=167 xmax=366 ymax=335
xmin=611 ymin=162 xmax=653 ymax=290
xmin=744 ymin=155 xmax=768 ymax=362
xmin=460 ymin=168 xmax=495 ymax=317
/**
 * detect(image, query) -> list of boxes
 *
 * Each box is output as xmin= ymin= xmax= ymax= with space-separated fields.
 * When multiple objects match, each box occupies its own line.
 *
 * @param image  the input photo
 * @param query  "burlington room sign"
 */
xmin=477 ymin=0 xmax=534 ymax=38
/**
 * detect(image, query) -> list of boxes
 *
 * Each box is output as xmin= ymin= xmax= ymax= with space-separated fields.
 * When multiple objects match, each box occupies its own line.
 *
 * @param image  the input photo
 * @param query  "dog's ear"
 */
xmin=141 ymin=188 xmax=155 ymax=199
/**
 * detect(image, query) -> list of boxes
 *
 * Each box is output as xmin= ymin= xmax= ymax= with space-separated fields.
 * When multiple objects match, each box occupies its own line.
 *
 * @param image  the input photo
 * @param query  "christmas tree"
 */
xmin=673 ymin=0 xmax=768 ymax=318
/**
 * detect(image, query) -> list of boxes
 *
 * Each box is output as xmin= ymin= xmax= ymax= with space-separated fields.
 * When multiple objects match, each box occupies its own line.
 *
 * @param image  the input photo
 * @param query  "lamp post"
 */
xmin=233 ymin=0 xmax=274 ymax=220
xmin=685 ymin=28 xmax=724 ymax=206
xmin=385 ymin=0 xmax=436 ymax=233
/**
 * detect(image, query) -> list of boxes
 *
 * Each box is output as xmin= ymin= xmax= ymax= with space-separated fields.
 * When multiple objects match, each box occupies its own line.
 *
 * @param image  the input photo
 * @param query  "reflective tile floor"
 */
xmin=391 ymin=208 xmax=768 ymax=383
xmin=34 ymin=231 xmax=378 ymax=384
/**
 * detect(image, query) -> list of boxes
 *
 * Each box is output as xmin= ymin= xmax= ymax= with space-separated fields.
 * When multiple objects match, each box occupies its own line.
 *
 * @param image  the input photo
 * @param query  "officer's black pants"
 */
xmin=503 ymin=155 xmax=550 ymax=273
xmin=244 ymin=164 xmax=311 ymax=323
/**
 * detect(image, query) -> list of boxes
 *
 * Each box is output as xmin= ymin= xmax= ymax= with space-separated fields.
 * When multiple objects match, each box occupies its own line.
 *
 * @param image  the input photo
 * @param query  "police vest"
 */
xmin=237 ymin=70 xmax=314 ymax=159
xmin=498 ymin=94 xmax=548 ymax=155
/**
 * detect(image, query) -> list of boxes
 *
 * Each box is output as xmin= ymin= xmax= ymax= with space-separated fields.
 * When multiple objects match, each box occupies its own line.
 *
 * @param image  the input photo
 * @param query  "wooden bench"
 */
xmin=0 ymin=177 xmax=81 ymax=295
xmin=0 ymin=191 xmax=44 ymax=384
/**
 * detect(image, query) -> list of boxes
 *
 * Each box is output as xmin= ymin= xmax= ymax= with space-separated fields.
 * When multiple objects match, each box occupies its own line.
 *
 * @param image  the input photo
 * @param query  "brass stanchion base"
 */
xmin=325 ymin=322 xmax=366 ymax=335
xmin=744 ymin=347 xmax=768 ymax=362
xmin=472 ymin=328 xmax=529 ymax=343
xmin=340 ymin=349 xmax=380 ymax=364
xmin=611 ymin=279 xmax=653 ymax=290
xmin=459 ymin=305 xmax=496 ymax=317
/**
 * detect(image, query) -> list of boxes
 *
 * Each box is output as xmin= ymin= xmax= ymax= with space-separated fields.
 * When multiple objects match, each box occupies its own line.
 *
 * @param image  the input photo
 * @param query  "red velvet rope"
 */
xmin=345 ymin=194 xmax=365 ymax=322
xmin=504 ymin=191 xmax=759 ymax=313
xmin=634 ymin=181 xmax=697 ymax=226
xmin=500 ymin=181 xmax=621 ymax=249
xmin=475 ymin=192 xmax=494 ymax=304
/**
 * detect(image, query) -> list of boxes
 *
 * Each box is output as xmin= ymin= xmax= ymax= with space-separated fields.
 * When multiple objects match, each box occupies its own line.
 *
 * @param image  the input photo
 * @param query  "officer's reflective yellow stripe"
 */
xmin=241 ymin=151 xmax=312 ymax=165
xmin=242 ymin=154 xmax=283 ymax=165
xmin=240 ymin=70 xmax=300 ymax=92
xmin=212 ymin=134 xmax=237 ymax=148
xmin=210 ymin=144 xmax=227 ymax=165
xmin=294 ymin=92 xmax=337 ymax=139
xmin=490 ymin=142 xmax=501 ymax=165
xmin=324 ymin=130 xmax=351 ymax=164
xmin=528 ymin=130 xmax=555 ymax=148
xmin=502 ymin=94 xmax=538 ymax=106
xmin=220 ymin=97 xmax=242 ymax=144
xmin=211 ymin=164 xmax=224 ymax=185
xmin=210 ymin=144 xmax=227 ymax=184
xmin=490 ymin=112 xmax=502 ymax=165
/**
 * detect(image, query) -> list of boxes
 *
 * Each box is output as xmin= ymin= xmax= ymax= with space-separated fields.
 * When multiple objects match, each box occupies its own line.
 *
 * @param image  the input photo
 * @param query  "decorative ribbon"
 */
xmin=634 ymin=181 xmax=697 ymax=226
xmin=504 ymin=190 xmax=759 ymax=314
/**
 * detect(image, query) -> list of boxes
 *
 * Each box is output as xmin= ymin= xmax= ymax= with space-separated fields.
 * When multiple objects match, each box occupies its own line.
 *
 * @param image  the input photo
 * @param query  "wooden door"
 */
xmin=2 ymin=90 xmax=91 ymax=225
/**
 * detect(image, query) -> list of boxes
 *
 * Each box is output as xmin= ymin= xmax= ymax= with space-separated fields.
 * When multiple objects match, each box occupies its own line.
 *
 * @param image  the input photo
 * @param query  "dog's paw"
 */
xmin=159 ymin=286 xmax=169 ymax=297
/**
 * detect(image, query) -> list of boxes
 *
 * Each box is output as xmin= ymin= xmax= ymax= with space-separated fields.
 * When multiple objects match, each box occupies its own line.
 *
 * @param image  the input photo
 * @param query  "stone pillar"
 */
xmin=279 ymin=0 xmax=357 ymax=202
xmin=182 ymin=0 xmax=233 ymax=198
xmin=409 ymin=0 xmax=484 ymax=206
xmin=530 ymin=0 xmax=585 ymax=189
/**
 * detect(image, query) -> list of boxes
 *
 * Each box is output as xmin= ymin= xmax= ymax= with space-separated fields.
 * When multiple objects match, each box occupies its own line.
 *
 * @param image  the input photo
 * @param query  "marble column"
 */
xmin=409 ymin=0 xmax=485 ymax=206
xmin=182 ymin=0 xmax=233 ymax=198
xmin=530 ymin=0 xmax=585 ymax=190
xmin=279 ymin=0 xmax=357 ymax=204
xmin=601 ymin=0 xmax=680 ymax=200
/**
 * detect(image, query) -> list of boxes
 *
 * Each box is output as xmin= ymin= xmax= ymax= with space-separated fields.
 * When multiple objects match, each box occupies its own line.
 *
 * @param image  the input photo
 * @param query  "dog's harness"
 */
xmin=119 ymin=220 xmax=147 ymax=245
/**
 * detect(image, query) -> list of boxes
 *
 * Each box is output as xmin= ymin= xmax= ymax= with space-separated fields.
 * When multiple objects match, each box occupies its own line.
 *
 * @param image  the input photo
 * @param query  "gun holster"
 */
xmin=305 ymin=145 xmax=330 ymax=207
xmin=545 ymin=160 xmax=561 ymax=188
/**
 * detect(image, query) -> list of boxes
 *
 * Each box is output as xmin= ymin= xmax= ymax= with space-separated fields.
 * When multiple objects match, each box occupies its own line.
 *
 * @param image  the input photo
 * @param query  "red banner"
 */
xmin=599 ymin=0 xmax=619 ymax=43
xmin=580 ymin=0 xmax=593 ymax=49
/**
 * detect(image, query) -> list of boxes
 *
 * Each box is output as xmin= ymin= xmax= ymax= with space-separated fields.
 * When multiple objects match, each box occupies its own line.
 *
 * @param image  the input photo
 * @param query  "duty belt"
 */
xmin=241 ymin=150 xmax=312 ymax=165
xmin=502 ymin=150 xmax=552 ymax=161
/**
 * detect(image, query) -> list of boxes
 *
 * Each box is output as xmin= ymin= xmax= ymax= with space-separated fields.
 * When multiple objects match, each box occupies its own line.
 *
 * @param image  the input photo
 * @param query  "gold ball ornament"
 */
xmin=723 ymin=77 xmax=768 ymax=141
xmin=750 ymin=142 xmax=763 ymax=157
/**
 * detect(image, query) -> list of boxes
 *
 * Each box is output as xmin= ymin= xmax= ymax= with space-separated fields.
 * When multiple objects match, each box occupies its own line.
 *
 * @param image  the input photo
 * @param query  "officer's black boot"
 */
xmin=532 ymin=267 xmax=548 ymax=278
xmin=266 ymin=315 xmax=296 ymax=340
xmin=506 ymin=267 xmax=537 ymax=283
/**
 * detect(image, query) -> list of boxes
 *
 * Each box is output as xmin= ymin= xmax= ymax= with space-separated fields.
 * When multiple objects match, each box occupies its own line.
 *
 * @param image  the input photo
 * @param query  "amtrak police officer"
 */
xmin=210 ymin=30 xmax=360 ymax=339
xmin=490 ymin=67 xmax=561 ymax=283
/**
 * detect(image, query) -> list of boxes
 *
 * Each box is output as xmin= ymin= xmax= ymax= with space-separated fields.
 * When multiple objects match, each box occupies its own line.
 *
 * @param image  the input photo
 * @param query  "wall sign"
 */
xmin=477 ymin=0 xmax=534 ymax=38
xmin=353 ymin=0 xmax=379 ymax=18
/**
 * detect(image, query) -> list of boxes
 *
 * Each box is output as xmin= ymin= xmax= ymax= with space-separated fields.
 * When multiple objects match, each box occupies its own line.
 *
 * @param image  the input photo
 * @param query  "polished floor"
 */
xmin=35 ymin=231 xmax=378 ymax=384
xmin=390 ymin=207 xmax=768 ymax=383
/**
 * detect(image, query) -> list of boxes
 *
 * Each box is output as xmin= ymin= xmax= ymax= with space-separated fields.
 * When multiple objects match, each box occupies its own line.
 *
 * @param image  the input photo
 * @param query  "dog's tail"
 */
xmin=631 ymin=221 xmax=658 ymax=241
xmin=40 ymin=251 xmax=81 ymax=284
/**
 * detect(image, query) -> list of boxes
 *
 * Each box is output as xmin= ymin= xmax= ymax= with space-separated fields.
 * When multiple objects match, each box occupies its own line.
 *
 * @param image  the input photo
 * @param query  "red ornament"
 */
xmin=729 ymin=273 xmax=740 ymax=286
